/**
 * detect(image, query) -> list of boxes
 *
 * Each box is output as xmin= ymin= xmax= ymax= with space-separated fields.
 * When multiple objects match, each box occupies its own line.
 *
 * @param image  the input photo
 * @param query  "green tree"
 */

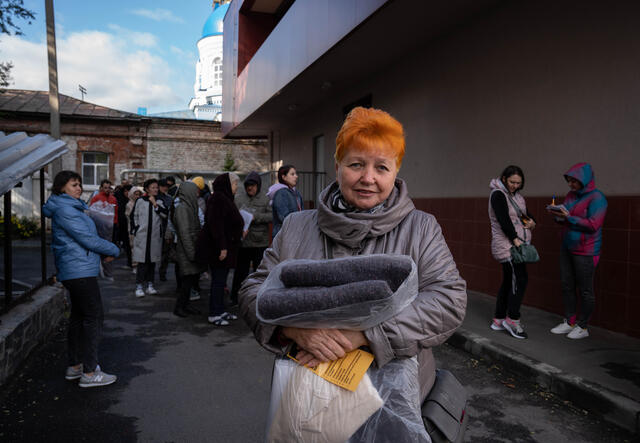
xmin=222 ymin=150 xmax=237 ymax=172
xmin=0 ymin=0 xmax=36 ymax=89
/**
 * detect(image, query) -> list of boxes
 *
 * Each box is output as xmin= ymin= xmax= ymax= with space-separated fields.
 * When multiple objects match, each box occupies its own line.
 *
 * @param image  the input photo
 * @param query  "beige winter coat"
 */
xmin=238 ymin=179 xmax=467 ymax=401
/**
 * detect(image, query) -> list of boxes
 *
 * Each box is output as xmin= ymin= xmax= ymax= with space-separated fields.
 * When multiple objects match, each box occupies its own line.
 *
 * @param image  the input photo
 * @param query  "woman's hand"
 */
xmin=148 ymin=195 xmax=157 ymax=207
xmin=513 ymin=238 xmax=523 ymax=247
xmin=523 ymin=219 xmax=536 ymax=230
xmin=547 ymin=207 xmax=568 ymax=219
xmin=219 ymin=249 xmax=227 ymax=261
xmin=103 ymin=256 xmax=115 ymax=263
xmin=282 ymin=327 xmax=355 ymax=366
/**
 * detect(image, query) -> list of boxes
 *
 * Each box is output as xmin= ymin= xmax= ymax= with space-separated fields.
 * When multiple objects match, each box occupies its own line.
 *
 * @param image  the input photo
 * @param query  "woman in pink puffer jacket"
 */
xmin=488 ymin=165 xmax=536 ymax=339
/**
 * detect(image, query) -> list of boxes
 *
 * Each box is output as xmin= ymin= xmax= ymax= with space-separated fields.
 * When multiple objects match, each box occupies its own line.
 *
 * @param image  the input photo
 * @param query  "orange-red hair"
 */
xmin=335 ymin=107 xmax=405 ymax=169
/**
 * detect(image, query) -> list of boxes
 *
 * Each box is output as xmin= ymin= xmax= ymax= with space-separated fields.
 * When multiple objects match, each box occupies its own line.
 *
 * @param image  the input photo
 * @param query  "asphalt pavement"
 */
xmin=1 ymin=249 xmax=639 ymax=441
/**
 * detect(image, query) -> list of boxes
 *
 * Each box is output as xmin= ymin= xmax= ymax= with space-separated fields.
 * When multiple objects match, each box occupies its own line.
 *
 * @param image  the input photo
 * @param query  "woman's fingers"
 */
xmin=287 ymin=328 xmax=351 ymax=362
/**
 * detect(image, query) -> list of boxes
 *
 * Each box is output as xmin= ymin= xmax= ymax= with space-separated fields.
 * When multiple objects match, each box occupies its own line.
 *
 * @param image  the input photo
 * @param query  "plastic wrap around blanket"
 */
xmin=256 ymin=255 xmax=418 ymax=330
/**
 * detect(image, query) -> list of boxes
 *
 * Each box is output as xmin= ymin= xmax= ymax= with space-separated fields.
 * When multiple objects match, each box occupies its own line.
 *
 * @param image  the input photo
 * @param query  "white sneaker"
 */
xmin=146 ymin=284 xmax=158 ymax=295
xmin=135 ymin=285 xmax=145 ymax=298
xmin=208 ymin=315 xmax=229 ymax=326
xmin=567 ymin=326 xmax=589 ymax=339
xmin=189 ymin=289 xmax=201 ymax=301
xmin=550 ymin=320 xmax=574 ymax=334
xmin=490 ymin=318 xmax=505 ymax=331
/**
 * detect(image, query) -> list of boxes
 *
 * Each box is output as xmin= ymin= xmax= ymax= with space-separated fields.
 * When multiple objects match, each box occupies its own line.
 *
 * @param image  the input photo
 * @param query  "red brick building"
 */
xmin=0 ymin=89 xmax=268 ymax=200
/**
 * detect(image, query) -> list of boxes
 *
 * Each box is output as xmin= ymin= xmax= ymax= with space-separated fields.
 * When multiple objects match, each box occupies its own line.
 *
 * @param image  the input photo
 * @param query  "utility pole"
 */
xmin=79 ymin=84 xmax=87 ymax=101
xmin=45 ymin=0 xmax=61 ymax=175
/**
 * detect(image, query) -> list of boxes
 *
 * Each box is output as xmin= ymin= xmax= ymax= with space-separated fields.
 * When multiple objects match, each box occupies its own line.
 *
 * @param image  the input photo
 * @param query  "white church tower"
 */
xmin=189 ymin=1 xmax=230 ymax=121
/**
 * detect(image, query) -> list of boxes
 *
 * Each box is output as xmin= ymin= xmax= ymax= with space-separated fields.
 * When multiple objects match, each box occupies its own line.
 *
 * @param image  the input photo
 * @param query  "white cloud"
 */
xmin=131 ymin=9 xmax=185 ymax=24
xmin=107 ymin=24 xmax=157 ymax=48
xmin=170 ymin=45 xmax=196 ymax=62
xmin=0 ymin=32 xmax=185 ymax=113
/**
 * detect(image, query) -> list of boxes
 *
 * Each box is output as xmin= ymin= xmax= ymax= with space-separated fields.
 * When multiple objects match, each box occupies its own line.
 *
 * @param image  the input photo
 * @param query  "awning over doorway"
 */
xmin=0 ymin=131 xmax=68 ymax=196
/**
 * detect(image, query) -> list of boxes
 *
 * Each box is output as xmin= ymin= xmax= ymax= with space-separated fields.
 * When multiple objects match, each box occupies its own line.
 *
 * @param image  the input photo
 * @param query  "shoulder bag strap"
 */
xmin=503 ymin=191 xmax=528 ymax=243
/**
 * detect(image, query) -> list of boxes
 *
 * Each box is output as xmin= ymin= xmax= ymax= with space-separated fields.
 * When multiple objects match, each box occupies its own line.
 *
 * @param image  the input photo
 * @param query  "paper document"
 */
xmin=239 ymin=209 xmax=254 ymax=231
xmin=546 ymin=204 xmax=567 ymax=212
xmin=288 ymin=349 xmax=375 ymax=391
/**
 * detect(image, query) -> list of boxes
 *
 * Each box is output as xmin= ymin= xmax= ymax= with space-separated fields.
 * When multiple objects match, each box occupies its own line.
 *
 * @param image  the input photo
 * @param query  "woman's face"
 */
xmin=134 ymin=191 xmax=142 ymax=199
xmin=566 ymin=176 xmax=583 ymax=192
xmin=231 ymin=179 xmax=238 ymax=195
xmin=146 ymin=182 xmax=159 ymax=197
xmin=282 ymin=168 xmax=298 ymax=188
xmin=336 ymin=147 xmax=398 ymax=210
xmin=62 ymin=178 xmax=83 ymax=199
xmin=503 ymin=174 xmax=522 ymax=194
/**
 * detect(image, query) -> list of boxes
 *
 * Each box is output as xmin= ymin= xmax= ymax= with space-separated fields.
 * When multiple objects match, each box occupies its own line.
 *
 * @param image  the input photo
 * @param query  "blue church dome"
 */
xmin=201 ymin=3 xmax=229 ymax=39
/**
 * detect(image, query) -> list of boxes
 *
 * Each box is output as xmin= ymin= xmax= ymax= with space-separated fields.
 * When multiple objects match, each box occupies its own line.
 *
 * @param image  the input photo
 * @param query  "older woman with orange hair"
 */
xmin=239 ymin=107 xmax=466 ymax=439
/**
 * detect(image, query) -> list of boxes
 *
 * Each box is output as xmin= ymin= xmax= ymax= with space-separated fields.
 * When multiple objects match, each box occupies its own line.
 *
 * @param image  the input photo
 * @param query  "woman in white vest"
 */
xmin=488 ymin=165 xmax=536 ymax=339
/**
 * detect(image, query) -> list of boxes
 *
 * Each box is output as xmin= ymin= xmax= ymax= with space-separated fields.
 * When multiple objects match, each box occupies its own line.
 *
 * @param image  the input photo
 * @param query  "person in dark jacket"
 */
xmin=113 ymin=184 xmax=133 ymax=267
xmin=172 ymin=180 xmax=206 ymax=317
xmin=266 ymin=165 xmax=303 ymax=237
xmin=42 ymin=170 xmax=120 ymax=388
xmin=157 ymin=179 xmax=173 ymax=281
xmin=231 ymin=171 xmax=271 ymax=305
xmin=197 ymin=173 xmax=244 ymax=325
xmin=488 ymin=166 xmax=536 ymax=339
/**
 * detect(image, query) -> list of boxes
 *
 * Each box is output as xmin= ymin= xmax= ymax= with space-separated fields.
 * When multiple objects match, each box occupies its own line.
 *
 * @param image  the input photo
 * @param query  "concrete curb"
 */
xmin=0 ymin=284 xmax=66 ymax=386
xmin=448 ymin=328 xmax=640 ymax=435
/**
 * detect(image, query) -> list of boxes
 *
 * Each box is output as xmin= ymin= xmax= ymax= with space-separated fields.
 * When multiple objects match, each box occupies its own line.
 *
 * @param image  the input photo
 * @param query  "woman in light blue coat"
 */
xmin=43 ymin=171 xmax=120 ymax=388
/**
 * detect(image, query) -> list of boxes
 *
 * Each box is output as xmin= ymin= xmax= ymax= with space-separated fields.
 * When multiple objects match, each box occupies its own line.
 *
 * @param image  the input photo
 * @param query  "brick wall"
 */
xmin=414 ymin=196 xmax=640 ymax=338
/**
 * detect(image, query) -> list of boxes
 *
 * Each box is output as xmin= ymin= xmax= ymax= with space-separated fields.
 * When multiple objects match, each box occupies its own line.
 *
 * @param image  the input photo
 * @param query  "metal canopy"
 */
xmin=0 ymin=131 xmax=68 ymax=196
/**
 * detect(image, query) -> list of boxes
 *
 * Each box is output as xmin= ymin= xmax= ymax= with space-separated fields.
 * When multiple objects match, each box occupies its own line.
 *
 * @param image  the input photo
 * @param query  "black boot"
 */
xmin=174 ymin=286 xmax=190 ymax=317
xmin=184 ymin=305 xmax=201 ymax=315
xmin=173 ymin=307 xmax=188 ymax=317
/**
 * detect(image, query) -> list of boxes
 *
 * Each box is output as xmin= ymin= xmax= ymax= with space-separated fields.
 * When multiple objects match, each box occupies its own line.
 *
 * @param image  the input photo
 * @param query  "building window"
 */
xmin=82 ymin=152 xmax=109 ymax=187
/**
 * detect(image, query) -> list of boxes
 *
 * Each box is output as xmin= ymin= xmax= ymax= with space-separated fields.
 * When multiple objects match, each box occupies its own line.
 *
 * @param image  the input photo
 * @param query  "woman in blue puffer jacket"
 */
xmin=43 ymin=171 xmax=120 ymax=388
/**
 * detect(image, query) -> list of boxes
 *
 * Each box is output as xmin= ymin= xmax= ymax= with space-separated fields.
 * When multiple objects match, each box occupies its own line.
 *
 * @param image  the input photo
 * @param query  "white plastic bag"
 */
xmin=266 ymin=357 xmax=430 ymax=443
xmin=87 ymin=200 xmax=115 ymax=240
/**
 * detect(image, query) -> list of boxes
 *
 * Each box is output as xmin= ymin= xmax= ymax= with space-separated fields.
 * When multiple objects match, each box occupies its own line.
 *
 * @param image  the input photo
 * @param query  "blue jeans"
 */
xmin=209 ymin=267 xmax=229 ymax=316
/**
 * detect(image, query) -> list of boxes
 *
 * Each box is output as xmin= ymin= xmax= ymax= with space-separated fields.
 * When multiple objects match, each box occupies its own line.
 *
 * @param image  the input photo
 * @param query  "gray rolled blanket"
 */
xmin=280 ymin=255 xmax=411 ymax=292
xmin=258 ymin=280 xmax=393 ymax=321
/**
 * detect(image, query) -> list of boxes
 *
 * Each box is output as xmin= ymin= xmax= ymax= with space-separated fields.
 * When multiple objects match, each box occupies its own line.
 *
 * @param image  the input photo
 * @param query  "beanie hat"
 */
xmin=191 ymin=176 xmax=205 ymax=190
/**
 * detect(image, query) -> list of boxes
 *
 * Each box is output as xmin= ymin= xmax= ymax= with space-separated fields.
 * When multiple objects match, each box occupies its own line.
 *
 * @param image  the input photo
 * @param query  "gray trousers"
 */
xmin=559 ymin=248 xmax=597 ymax=328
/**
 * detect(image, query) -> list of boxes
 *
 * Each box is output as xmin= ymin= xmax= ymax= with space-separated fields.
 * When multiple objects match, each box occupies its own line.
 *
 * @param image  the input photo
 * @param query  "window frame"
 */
xmin=81 ymin=151 xmax=109 ymax=191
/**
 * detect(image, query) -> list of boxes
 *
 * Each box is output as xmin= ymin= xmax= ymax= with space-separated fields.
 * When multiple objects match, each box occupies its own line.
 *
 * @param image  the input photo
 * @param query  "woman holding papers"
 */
xmin=239 ymin=107 xmax=466 ymax=439
xmin=199 ymin=173 xmax=244 ymax=326
xmin=231 ymin=171 xmax=272 ymax=306
xmin=547 ymin=162 xmax=607 ymax=339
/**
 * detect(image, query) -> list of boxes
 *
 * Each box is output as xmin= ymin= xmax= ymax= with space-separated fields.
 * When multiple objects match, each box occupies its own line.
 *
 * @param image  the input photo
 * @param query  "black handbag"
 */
xmin=421 ymin=369 xmax=469 ymax=443
xmin=510 ymin=243 xmax=540 ymax=264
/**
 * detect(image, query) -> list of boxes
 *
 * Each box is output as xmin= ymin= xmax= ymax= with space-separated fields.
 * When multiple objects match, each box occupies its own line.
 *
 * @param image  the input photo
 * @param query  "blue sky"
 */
xmin=0 ymin=0 xmax=218 ymax=113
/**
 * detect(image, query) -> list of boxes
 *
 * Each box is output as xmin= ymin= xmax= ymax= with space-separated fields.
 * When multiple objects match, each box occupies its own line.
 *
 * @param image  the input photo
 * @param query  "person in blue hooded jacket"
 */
xmin=43 ymin=170 xmax=120 ymax=388
xmin=547 ymin=162 xmax=607 ymax=339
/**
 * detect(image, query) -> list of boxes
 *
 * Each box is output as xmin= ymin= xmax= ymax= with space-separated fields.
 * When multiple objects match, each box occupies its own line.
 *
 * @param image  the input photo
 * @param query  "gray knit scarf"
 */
xmin=329 ymin=188 xmax=386 ymax=214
